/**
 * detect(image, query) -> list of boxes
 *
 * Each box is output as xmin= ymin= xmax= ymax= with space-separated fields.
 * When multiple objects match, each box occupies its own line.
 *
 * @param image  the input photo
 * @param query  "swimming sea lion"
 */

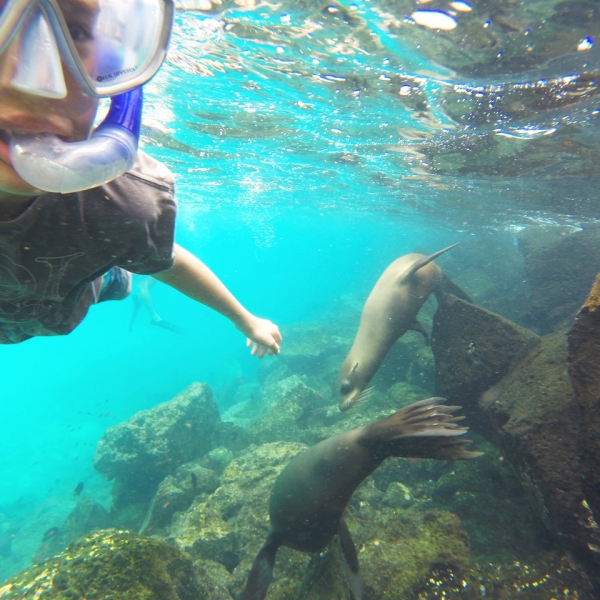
xmin=339 ymin=243 xmax=459 ymax=412
xmin=241 ymin=397 xmax=481 ymax=600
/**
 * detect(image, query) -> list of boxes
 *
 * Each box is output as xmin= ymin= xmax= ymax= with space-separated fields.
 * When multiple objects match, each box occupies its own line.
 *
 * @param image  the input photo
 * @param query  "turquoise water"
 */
xmin=2 ymin=0 xmax=600 ymax=587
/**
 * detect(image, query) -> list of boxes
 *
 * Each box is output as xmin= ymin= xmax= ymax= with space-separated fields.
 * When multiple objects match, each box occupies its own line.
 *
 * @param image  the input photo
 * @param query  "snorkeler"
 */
xmin=0 ymin=0 xmax=281 ymax=357
xmin=128 ymin=276 xmax=184 ymax=334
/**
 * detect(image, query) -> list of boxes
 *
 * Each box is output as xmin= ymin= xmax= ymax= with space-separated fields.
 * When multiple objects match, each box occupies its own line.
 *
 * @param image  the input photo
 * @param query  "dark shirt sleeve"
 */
xmin=102 ymin=152 xmax=178 ymax=275
xmin=118 ymin=191 xmax=177 ymax=275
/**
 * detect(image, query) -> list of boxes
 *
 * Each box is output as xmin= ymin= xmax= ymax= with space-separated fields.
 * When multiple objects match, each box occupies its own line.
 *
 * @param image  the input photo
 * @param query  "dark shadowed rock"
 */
xmin=518 ymin=226 xmax=600 ymax=333
xmin=431 ymin=291 xmax=597 ymax=583
xmin=432 ymin=293 xmax=539 ymax=432
xmin=477 ymin=333 xmax=586 ymax=565
xmin=568 ymin=272 xmax=600 ymax=564
xmin=93 ymin=383 xmax=220 ymax=508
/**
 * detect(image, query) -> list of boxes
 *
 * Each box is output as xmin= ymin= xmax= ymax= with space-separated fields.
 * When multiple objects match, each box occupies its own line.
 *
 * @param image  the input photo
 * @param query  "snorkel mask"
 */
xmin=0 ymin=0 xmax=175 ymax=193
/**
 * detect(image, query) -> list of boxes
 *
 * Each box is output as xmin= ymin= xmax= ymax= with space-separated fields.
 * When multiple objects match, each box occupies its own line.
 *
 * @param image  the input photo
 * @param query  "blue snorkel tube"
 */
xmin=8 ymin=86 xmax=143 ymax=194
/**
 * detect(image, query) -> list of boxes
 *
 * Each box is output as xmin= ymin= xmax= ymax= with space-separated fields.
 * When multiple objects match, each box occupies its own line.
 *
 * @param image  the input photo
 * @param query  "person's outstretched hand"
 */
xmin=240 ymin=316 xmax=282 ymax=358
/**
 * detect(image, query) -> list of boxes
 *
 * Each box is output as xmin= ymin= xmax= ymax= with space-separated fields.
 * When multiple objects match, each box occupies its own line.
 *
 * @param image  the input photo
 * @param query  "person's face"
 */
xmin=0 ymin=0 xmax=100 ymax=198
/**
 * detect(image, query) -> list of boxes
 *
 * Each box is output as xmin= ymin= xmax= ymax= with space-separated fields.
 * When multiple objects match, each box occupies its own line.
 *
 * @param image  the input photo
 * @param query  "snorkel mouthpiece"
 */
xmin=8 ymin=87 xmax=143 ymax=194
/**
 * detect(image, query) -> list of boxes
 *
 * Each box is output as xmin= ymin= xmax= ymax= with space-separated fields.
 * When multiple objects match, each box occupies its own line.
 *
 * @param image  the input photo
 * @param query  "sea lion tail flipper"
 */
xmin=408 ymin=319 xmax=429 ymax=343
xmin=404 ymin=242 xmax=460 ymax=279
xmin=365 ymin=397 xmax=483 ymax=461
xmin=338 ymin=519 xmax=365 ymax=600
xmin=241 ymin=536 xmax=279 ymax=600
xmin=436 ymin=272 xmax=472 ymax=303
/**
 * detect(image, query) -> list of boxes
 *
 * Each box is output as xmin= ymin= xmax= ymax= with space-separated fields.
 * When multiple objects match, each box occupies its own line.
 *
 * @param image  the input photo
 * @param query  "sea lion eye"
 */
xmin=340 ymin=381 xmax=352 ymax=395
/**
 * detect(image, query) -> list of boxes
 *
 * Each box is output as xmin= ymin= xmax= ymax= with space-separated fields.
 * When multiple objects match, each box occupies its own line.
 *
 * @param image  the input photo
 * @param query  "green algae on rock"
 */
xmin=0 ymin=530 xmax=205 ymax=600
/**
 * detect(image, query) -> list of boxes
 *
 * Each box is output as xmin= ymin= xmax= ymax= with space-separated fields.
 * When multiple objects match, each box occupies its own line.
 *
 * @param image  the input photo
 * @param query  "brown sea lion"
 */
xmin=241 ymin=397 xmax=481 ymax=600
xmin=339 ymin=243 xmax=459 ymax=412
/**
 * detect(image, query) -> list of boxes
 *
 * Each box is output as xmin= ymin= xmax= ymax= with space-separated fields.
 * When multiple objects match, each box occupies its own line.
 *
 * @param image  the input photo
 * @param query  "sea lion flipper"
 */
xmin=241 ymin=536 xmax=279 ymax=600
xmin=338 ymin=519 xmax=365 ymax=600
xmin=408 ymin=319 xmax=429 ymax=343
xmin=437 ymin=272 xmax=472 ymax=303
xmin=364 ymin=398 xmax=483 ymax=461
xmin=403 ymin=242 xmax=460 ymax=280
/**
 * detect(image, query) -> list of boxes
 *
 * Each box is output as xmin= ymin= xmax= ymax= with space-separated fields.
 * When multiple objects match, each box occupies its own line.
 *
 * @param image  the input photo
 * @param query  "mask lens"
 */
xmin=89 ymin=0 xmax=165 ymax=91
xmin=0 ymin=0 xmax=172 ymax=97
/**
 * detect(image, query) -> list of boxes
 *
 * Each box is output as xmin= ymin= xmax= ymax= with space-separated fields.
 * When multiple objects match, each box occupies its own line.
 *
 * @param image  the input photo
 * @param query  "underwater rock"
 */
xmin=477 ymin=332 xmax=589 ymax=573
xmin=93 ymin=382 xmax=220 ymax=507
xmin=342 ymin=505 xmax=476 ymax=600
xmin=191 ymin=559 xmax=234 ymax=600
xmin=203 ymin=446 xmax=234 ymax=474
xmin=432 ymin=293 xmax=539 ymax=432
xmin=518 ymin=225 xmax=600 ymax=333
xmin=381 ymin=481 xmax=414 ymax=509
xmin=432 ymin=292 xmax=598 ymax=580
xmin=568 ymin=272 xmax=600 ymax=564
xmin=169 ymin=442 xmax=306 ymax=574
xmin=433 ymin=296 xmax=597 ymax=566
xmin=0 ymin=529 xmax=206 ymax=599
xmin=211 ymin=420 xmax=250 ymax=454
xmin=33 ymin=497 xmax=111 ymax=563
xmin=140 ymin=460 xmax=220 ymax=536
xmin=243 ymin=375 xmax=327 ymax=446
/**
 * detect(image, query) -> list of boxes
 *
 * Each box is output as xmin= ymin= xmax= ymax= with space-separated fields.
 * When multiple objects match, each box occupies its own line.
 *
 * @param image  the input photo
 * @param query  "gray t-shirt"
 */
xmin=0 ymin=151 xmax=177 ymax=343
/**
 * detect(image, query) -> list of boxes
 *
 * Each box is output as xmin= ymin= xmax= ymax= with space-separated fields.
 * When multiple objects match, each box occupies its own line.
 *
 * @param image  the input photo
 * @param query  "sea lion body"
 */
xmin=269 ymin=425 xmax=374 ymax=553
xmin=339 ymin=244 xmax=458 ymax=411
xmin=241 ymin=397 xmax=481 ymax=600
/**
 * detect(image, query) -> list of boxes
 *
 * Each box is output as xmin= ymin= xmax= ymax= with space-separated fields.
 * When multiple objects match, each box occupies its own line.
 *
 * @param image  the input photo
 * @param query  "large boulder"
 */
xmin=431 ymin=293 xmax=539 ymax=434
xmin=94 ymin=383 xmax=220 ymax=508
xmin=568 ymin=272 xmax=600 ymax=560
xmin=431 ymin=290 xmax=599 ymax=581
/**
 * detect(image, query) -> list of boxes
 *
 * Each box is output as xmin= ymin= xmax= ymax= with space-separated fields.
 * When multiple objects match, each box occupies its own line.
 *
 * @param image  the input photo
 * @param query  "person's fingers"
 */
xmin=246 ymin=338 xmax=252 ymax=348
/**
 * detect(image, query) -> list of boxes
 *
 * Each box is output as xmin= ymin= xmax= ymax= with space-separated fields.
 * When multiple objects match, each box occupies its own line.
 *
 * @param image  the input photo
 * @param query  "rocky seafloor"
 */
xmin=2 ymin=227 xmax=600 ymax=598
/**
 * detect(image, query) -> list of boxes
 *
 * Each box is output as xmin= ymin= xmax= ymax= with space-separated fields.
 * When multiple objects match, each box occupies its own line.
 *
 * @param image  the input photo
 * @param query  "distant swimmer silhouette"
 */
xmin=339 ymin=243 xmax=467 ymax=411
xmin=129 ymin=276 xmax=185 ymax=334
xmin=241 ymin=397 xmax=481 ymax=600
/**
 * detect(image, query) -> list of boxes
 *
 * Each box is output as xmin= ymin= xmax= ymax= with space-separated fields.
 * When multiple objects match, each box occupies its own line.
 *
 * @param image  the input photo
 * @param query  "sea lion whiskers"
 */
xmin=353 ymin=386 xmax=376 ymax=408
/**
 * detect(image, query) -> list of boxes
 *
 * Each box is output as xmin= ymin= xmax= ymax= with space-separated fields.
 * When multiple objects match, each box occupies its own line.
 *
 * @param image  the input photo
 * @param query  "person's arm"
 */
xmin=152 ymin=243 xmax=282 ymax=358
